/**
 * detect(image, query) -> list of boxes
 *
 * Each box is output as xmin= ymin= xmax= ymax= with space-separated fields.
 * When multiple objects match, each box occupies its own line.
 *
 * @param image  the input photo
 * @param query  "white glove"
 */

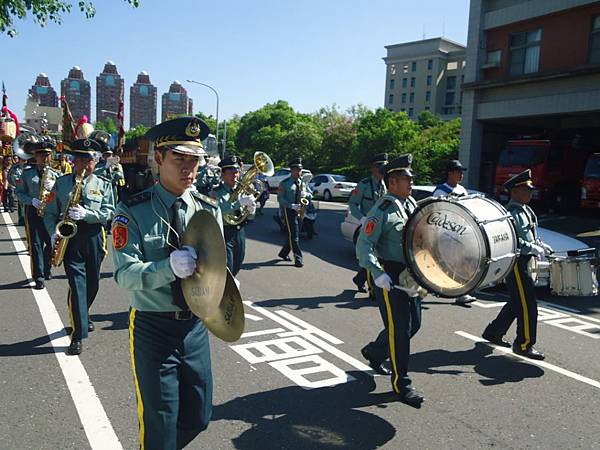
xmin=31 ymin=198 xmax=43 ymax=209
xmin=530 ymin=244 xmax=545 ymax=258
xmin=247 ymin=203 xmax=257 ymax=216
xmin=374 ymin=273 xmax=393 ymax=291
xmin=539 ymin=241 xmax=554 ymax=255
xmin=43 ymin=178 xmax=55 ymax=191
xmin=68 ymin=204 xmax=88 ymax=221
xmin=239 ymin=195 xmax=255 ymax=208
xmin=51 ymin=233 xmax=59 ymax=247
xmin=360 ymin=217 xmax=367 ymax=227
xmin=290 ymin=203 xmax=300 ymax=211
xmin=105 ymin=157 xmax=117 ymax=169
xmin=169 ymin=245 xmax=198 ymax=278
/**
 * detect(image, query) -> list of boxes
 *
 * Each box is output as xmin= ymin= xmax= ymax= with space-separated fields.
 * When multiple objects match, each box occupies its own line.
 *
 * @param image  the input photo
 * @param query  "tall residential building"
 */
xmin=161 ymin=81 xmax=192 ymax=121
xmin=130 ymin=71 xmax=157 ymax=128
xmin=383 ymin=38 xmax=466 ymax=120
xmin=28 ymin=73 xmax=58 ymax=107
xmin=60 ymin=66 xmax=91 ymax=121
xmin=460 ymin=0 xmax=600 ymax=189
xmin=96 ymin=61 xmax=125 ymax=123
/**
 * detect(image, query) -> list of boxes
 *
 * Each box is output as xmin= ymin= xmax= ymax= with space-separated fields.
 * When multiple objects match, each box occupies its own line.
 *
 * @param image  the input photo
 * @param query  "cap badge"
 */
xmin=185 ymin=122 xmax=201 ymax=137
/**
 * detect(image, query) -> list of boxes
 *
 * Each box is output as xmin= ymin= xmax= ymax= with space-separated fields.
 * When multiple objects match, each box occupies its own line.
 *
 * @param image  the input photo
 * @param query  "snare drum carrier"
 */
xmin=403 ymin=194 xmax=518 ymax=298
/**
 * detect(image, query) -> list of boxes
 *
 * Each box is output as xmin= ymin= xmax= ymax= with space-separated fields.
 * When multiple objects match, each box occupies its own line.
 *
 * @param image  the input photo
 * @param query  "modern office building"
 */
xmin=96 ymin=61 xmax=125 ymax=124
xmin=60 ymin=66 xmax=91 ymax=121
xmin=383 ymin=37 xmax=466 ymax=120
xmin=460 ymin=0 xmax=600 ymax=189
xmin=130 ymin=71 xmax=157 ymax=128
xmin=28 ymin=73 xmax=59 ymax=107
xmin=161 ymin=81 xmax=192 ymax=121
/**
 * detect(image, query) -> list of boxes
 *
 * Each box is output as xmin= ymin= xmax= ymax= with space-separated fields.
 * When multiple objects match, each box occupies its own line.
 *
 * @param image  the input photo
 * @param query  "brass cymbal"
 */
xmin=202 ymin=268 xmax=245 ymax=342
xmin=181 ymin=210 xmax=227 ymax=319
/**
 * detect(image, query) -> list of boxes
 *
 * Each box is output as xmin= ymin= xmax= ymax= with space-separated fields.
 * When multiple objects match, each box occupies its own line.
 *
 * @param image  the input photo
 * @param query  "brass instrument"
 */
xmin=298 ymin=197 xmax=309 ymax=220
xmin=51 ymin=171 xmax=85 ymax=266
xmin=37 ymin=165 xmax=55 ymax=217
xmin=223 ymin=151 xmax=274 ymax=226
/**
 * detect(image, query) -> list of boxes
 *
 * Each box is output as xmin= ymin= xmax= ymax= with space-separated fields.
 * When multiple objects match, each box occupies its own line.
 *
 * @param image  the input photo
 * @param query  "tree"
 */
xmin=1 ymin=0 xmax=140 ymax=37
xmin=94 ymin=118 xmax=118 ymax=134
xmin=279 ymin=121 xmax=323 ymax=168
xmin=124 ymin=124 xmax=148 ymax=142
xmin=194 ymin=112 xmax=217 ymax=136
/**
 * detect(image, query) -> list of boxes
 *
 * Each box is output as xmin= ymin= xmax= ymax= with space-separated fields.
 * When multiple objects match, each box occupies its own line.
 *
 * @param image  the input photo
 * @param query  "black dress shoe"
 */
xmin=278 ymin=251 xmax=291 ymax=261
xmin=512 ymin=345 xmax=545 ymax=360
xmin=397 ymin=389 xmax=424 ymax=408
xmin=352 ymin=275 xmax=367 ymax=293
xmin=34 ymin=280 xmax=45 ymax=290
xmin=66 ymin=340 xmax=82 ymax=356
xmin=44 ymin=273 xmax=52 ymax=281
xmin=360 ymin=347 xmax=391 ymax=375
xmin=294 ymin=260 xmax=304 ymax=268
xmin=482 ymin=331 xmax=511 ymax=348
xmin=88 ymin=321 xmax=95 ymax=332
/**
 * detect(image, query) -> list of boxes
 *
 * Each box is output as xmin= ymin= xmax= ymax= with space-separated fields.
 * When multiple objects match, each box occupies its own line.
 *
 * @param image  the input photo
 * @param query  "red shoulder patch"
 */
xmin=364 ymin=218 xmax=378 ymax=235
xmin=112 ymin=224 xmax=128 ymax=250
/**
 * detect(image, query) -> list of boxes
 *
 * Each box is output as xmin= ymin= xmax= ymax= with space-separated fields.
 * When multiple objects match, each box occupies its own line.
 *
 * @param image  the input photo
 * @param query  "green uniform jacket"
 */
xmin=95 ymin=161 xmax=126 ymax=187
xmin=111 ymin=183 xmax=223 ymax=312
xmin=43 ymin=173 xmax=115 ymax=236
xmin=7 ymin=163 xmax=26 ymax=187
xmin=277 ymin=176 xmax=312 ymax=209
xmin=348 ymin=175 xmax=386 ymax=220
xmin=356 ymin=193 xmax=417 ymax=280
xmin=15 ymin=165 xmax=61 ymax=206
xmin=211 ymin=182 xmax=242 ymax=216
xmin=506 ymin=200 xmax=538 ymax=256
xmin=195 ymin=165 xmax=220 ymax=192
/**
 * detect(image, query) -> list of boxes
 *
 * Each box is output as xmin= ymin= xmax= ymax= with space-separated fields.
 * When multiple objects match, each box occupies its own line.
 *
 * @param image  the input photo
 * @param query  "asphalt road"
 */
xmin=1 ymin=196 xmax=599 ymax=450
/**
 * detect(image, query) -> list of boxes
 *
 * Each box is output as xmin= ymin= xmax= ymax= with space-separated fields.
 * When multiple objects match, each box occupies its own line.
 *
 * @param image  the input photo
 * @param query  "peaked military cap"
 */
xmin=446 ymin=159 xmax=467 ymax=172
xmin=69 ymin=138 xmax=102 ymax=159
xmin=89 ymin=130 xmax=112 ymax=153
xmin=145 ymin=117 xmax=209 ymax=156
xmin=504 ymin=169 xmax=535 ymax=190
xmin=219 ymin=155 xmax=241 ymax=170
xmin=384 ymin=154 xmax=413 ymax=177
xmin=370 ymin=153 xmax=389 ymax=166
xmin=289 ymin=157 xmax=303 ymax=169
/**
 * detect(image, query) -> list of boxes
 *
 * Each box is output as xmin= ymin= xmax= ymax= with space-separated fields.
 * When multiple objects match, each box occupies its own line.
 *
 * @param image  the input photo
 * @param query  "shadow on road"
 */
xmin=90 ymin=311 xmax=129 ymax=331
xmin=0 ymin=278 xmax=33 ymax=290
xmin=0 ymin=330 xmax=67 ymax=356
xmin=213 ymin=371 xmax=399 ymax=450
xmin=254 ymin=289 xmax=378 ymax=311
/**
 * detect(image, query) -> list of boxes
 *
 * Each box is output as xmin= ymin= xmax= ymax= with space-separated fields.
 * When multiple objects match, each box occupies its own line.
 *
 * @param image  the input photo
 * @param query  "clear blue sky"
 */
xmin=2 ymin=0 xmax=469 ymax=124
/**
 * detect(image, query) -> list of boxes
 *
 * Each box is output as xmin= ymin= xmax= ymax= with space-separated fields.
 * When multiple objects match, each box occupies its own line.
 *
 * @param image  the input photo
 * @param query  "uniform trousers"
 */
xmin=484 ymin=255 xmax=538 ymax=351
xmin=63 ymin=222 xmax=106 ymax=341
xmin=129 ymin=309 xmax=213 ymax=450
xmin=224 ymin=224 xmax=246 ymax=276
xmin=25 ymin=206 xmax=52 ymax=282
xmin=280 ymin=208 xmax=302 ymax=263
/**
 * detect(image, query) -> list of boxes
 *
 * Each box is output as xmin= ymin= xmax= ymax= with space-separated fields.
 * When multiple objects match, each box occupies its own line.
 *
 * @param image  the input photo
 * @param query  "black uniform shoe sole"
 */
xmin=512 ymin=347 xmax=545 ymax=360
xmin=294 ymin=262 xmax=304 ymax=268
xmin=44 ymin=274 xmax=52 ymax=281
xmin=397 ymin=391 xmax=425 ymax=408
xmin=34 ymin=282 xmax=45 ymax=290
xmin=66 ymin=341 xmax=82 ymax=356
xmin=278 ymin=253 xmax=292 ymax=262
xmin=482 ymin=332 xmax=511 ymax=348
xmin=360 ymin=348 xmax=391 ymax=375
xmin=352 ymin=276 xmax=367 ymax=293
xmin=88 ymin=322 xmax=95 ymax=332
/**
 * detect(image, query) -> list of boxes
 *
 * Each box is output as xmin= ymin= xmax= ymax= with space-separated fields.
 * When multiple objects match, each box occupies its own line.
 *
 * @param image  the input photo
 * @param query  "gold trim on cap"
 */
xmin=155 ymin=140 xmax=203 ymax=148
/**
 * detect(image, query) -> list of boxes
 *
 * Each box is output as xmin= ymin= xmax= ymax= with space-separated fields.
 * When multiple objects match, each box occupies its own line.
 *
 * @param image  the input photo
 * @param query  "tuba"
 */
xmin=223 ymin=151 xmax=274 ymax=226
xmin=51 ymin=171 xmax=85 ymax=266
xmin=37 ymin=165 xmax=55 ymax=217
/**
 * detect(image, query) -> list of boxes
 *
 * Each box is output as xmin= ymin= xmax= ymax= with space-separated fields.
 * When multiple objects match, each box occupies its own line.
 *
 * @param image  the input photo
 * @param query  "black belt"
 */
xmin=378 ymin=259 xmax=406 ymax=282
xmin=143 ymin=310 xmax=195 ymax=321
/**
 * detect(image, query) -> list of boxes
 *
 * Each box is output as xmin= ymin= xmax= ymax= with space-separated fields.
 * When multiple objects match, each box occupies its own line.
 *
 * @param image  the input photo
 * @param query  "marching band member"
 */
xmin=111 ymin=117 xmax=221 ymax=450
xmin=277 ymin=157 xmax=312 ymax=268
xmin=348 ymin=153 xmax=388 ymax=297
xmin=55 ymin=152 xmax=73 ymax=175
xmin=482 ymin=170 xmax=550 ymax=360
xmin=91 ymin=130 xmax=126 ymax=208
xmin=356 ymin=154 xmax=424 ymax=407
xmin=15 ymin=138 xmax=60 ymax=289
xmin=212 ymin=155 xmax=255 ymax=276
xmin=195 ymin=158 xmax=220 ymax=195
xmin=44 ymin=139 xmax=114 ymax=355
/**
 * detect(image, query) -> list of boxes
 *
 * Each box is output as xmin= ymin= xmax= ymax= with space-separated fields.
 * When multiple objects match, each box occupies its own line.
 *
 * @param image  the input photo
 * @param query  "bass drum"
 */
xmin=403 ymin=195 xmax=518 ymax=298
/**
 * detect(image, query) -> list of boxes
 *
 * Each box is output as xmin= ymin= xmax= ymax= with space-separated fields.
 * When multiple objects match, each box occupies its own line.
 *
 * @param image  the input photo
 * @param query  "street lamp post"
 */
xmin=185 ymin=79 xmax=221 ymax=157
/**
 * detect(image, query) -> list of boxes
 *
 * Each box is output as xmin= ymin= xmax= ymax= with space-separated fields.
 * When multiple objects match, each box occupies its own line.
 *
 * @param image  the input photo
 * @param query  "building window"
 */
xmin=408 ymin=108 xmax=414 ymax=117
xmin=388 ymin=94 xmax=394 ymax=105
xmin=425 ymin=91 xmax=431 ymax=102
xmin=401 ymin=108 xmax=406 ymax=112
xmin=401 ymin=93 xmax=407 ymax=103
xmin=69 ymin=80 xmax=80 ymax=90
xmin=509 ymin=28 xmax=542 ymax=76
xmin=446 ymin=76 xmax=456 ymax=90
xmin=403 ymin=64 xmax=409 ymax=73
xmin=409 ymin=92 xmax=415 ymax=103
xmin=105 ymin=75 xmax=115 ymax=86
xmin=447 ymin=61 xmax=458 ymax=70
xmin=410 ymin=77 xmax=416 ymax=87
xmin=442 ymin=107 xmax=455 ymax=115
xmin=411 ymin=61 xmax=417 ymax=72
xmin=445 ymin=92 xmax=455 ymax=105
xmin=402 ymin=78 xmax=408 ymax=88
xmin=389 ymin=79 xmax=396 ymax=90
xmin=427 ymin=75 xmax=432 ymax=86
xmin=589 ymin=16 xmax=600 ymax=64
xmin=139 ymin=85 xmax=149 ymax=96
xmin=427 ymin=59 xmax=433 ymax=70
xmin=390 ymin=64 xmax=397 ymax=75
xmin=425 ymin=106 xmax=430 ymax=111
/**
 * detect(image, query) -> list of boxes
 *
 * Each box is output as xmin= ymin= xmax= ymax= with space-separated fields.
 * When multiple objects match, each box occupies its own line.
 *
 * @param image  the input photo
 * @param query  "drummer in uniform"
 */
xmin=356 ymin=154 xmax=424 ymax=407
xmin=8 ymin=151 xmax=30 ymax=226
xmin=111 ymin=117 xmax=222 ymax=450
xmin=44 ymin=139 xmax=115 ymax=355
xmin=16 ymin=138 xmax=60 ymax=289
xmin=482 ymin=170 xmax=550 ymax=360
xmin=348 ymin=153 xmax=388 ymax=297
xmin=432 ymin=159 xmax=476 ymax=305
xmin=277 ymin=157 xmax=312 ymax=268
xmin=211 ymin=155 xmax=256 ymax=276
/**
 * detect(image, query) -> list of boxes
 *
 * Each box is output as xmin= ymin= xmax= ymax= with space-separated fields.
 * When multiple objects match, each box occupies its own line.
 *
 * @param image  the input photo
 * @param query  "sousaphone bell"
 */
xmin=181 ymin=210 xmax=245 ymax=342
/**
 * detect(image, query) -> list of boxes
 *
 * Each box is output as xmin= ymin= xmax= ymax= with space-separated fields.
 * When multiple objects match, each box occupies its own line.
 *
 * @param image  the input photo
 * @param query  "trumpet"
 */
xmin=51 ymin=171 xmax=85 ymax=266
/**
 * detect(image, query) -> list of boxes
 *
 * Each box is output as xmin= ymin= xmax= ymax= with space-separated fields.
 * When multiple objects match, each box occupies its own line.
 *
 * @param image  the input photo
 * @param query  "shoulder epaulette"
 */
xmin=378 ymin=199 xmax=393 ymax=211
xmin=96 ymin=174 xmax=111 ymax=183
xmin=191 ymin=190 xmax=218 ymax=208
xmin=124 ymin=191 xmax=151 ymax=207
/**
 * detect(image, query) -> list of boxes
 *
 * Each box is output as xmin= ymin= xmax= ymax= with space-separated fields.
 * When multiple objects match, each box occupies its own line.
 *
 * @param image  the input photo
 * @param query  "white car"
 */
xmin=265 ymin=168 xmax=313 ymax=191
xmin=309 ymin=174 xmax=357 ymax=201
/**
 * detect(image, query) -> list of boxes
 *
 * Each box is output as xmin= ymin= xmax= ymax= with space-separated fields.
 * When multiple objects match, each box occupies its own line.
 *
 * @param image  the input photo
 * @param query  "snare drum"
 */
xmin=403 ymin=195 xmax=518 ymax=298
xmin=550 ymin=256 xmax=598 ymax=297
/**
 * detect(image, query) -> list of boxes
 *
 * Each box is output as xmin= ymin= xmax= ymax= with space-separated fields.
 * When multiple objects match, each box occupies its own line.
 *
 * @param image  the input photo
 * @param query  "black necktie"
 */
xmin=170 ymin=198 xmax=189 ymax=310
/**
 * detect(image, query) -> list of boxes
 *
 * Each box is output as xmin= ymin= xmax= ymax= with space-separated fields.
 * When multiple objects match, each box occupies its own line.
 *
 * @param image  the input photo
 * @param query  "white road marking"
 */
xmin=472 ymin=300 xmax=505 ymax=308
xmin=456 ymin=331 xmax=600 ymax=390
xmin=539 ymin=301 xmax=579 ymax=313
xmin=240 ymin=328 xmax=286 ymax=338
xmin=2 ymin=212 xmax=123 ymax=449
xmin=244 ymin=313 xmax=264 ymax=322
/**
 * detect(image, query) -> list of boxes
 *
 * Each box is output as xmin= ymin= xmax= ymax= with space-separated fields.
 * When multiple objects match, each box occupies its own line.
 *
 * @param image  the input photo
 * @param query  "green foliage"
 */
xmin=124 ymin=124 xmax=148 ymax=142
xmin=1 ymin=0 xmax=140 ymax=37
xmin=94 ymin=118 xmax=118 ymax=134
xmin=194 ymin=112 xmax=217 ymax=136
